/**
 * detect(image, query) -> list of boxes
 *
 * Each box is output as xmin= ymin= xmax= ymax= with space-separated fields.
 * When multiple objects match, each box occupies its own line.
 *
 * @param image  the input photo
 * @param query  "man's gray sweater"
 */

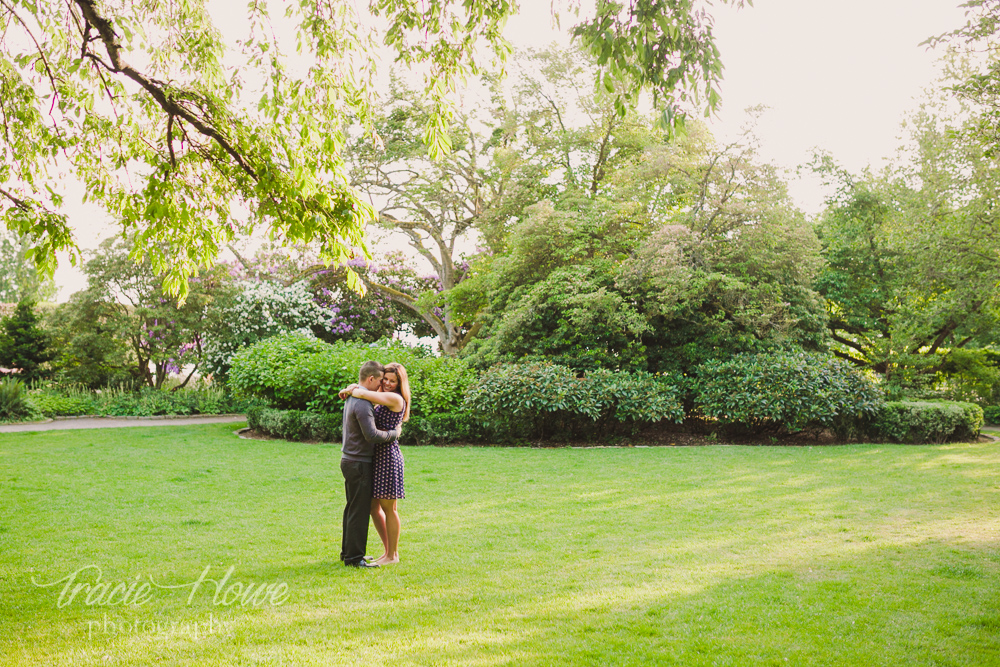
xmin=340 ymin=396 xmax=401 ymax=463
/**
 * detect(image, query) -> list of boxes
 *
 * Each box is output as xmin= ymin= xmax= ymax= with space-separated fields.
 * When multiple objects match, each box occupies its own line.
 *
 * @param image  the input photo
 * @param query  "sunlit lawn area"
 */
xmin=2 ymin=424 xmax=999 ymax=666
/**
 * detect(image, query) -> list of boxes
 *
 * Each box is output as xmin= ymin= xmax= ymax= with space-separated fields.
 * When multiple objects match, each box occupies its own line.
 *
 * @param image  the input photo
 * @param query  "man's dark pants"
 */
xmin=340 ymin=459 xmax=373 ymax=565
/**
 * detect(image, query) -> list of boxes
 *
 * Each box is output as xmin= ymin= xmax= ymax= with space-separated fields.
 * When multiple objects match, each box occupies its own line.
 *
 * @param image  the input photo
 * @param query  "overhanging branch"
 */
xmin=74 ymin=0 xmax=258 ymax=180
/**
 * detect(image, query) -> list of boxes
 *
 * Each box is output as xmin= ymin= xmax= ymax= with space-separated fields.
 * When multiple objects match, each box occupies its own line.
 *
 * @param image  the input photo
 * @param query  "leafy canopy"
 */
xmin=0 ymin=0 xmax=746 ymax=298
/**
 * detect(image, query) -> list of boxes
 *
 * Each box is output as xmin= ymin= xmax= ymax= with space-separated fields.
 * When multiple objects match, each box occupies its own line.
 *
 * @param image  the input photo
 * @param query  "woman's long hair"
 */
xmin=383 ymin=362 xmax=411 ymax=422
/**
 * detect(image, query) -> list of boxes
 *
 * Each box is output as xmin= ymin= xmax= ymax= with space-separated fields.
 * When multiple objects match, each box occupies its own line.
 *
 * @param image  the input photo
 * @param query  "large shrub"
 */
xmin=0 ymin=378 xmax=31 ymax=421
xmin=227 ymin=333 xmax=331 ymax=407
xmin=229 ymin=333 xmax=474 ymax=443
xmin=401 ymin=356 xmax=480 ymax=444
xmin=984 ymin=405 xmax=1000 ymax=425
xmin=693 ymin=352 xmax=885 ymax=438
xmin=44 ymin=293 xmax=141 ymax=389
xmin=866 ymin=401 xmax=984 ymax=444
xmin=464 ymin=362 xmax=684 ymax=441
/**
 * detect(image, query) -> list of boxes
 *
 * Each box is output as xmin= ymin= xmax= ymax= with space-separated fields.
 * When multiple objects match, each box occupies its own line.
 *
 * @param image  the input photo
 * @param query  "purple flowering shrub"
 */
xmin=310 ymin=252 xmax=437 ymax=344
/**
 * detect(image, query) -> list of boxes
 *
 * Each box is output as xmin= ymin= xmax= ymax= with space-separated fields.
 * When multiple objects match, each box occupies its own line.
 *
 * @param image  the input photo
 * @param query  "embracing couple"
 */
xmin=338 ymin=360 xmax=411 ymax=569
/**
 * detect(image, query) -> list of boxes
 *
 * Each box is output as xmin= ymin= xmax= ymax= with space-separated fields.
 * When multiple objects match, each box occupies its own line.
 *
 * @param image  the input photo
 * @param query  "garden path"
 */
xmin=0 ymin=414 xmax=245 ymax=433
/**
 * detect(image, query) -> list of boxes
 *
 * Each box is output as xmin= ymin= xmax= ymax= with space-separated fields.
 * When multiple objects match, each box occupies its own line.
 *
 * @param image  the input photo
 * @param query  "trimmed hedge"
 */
xmin=227 ymin=334 xmax=331 ymax=408
xmin=693 ymin=352 xmax=885 ymax=438
xmin=866 ymin=401 xmax=984 ymax=444
xmin=983 ymin=405 xmax=1000 ymax=425
xmin=405 ymin=412 xmax=485 ymax=445
xmin=463 ymin=362 xmax=684 ymax=441
xmin=246 ymin=406 xmax=340 ymax=442
xmin=229 ymin=333 xmax=477 ymax=444
xmin=229 ymin=336 xmax=987 ymax=445
xmin=236 ymin=356 xmax=686 ymax=444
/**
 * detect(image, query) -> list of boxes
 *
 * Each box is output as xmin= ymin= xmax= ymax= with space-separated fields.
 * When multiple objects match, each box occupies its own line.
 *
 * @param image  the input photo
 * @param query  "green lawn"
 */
xmin=2 ymin=425 xmax=999 ymax=666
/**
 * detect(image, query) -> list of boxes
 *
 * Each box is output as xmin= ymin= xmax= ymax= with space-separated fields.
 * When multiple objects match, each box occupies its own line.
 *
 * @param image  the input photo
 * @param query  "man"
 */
xmin=340 ymin=360 xmax=401 ymax=568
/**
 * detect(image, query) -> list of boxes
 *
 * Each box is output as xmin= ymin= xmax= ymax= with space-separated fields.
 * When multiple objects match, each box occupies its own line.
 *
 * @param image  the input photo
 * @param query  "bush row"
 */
xmin=245 ymin=406 xmax=340 ymax=442
xmin=867 ymin=401 xmax=984 ymax=444
xmin=228 ymin=334 xmax=689 ymax=443
xmin=228 ymin=336 xmax=987 ymax=445
xmin=464 ymin=363 xmax=684 ymax=441
xmin=693 ymin=352 xmax=885 ymax=439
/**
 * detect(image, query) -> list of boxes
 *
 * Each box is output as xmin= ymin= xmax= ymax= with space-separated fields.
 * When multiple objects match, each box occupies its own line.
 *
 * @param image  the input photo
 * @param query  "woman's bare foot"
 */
xmin=375 ymin=555 xmax=399 ymax=565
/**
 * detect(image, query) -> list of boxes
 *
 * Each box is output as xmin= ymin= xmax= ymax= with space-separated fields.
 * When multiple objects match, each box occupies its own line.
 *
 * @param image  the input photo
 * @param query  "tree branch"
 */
xmin=0 ymin=185 xmax=31 ymax=211
xmin=0 ymin=0 xmax=61 ymax=116
xmin=74 ymin=0 xmax=258 ymax=180
xmin=458 ymin=320 xmax=482 ymax=349
xmin=166 ymin=113 xmax=176 ymax=169
xmin=365 ymin=280 xmax=447 ymax=340
xmin=830 ymin=348 xmax=869 ymax=368
xmin=173 ymin=362 xmax=199 ymax=391
xmin=829 ymin=329 xmax=871 ymax=357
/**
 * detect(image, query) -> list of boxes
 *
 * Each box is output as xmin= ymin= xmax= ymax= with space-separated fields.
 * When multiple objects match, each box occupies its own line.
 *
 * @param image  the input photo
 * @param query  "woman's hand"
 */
xmin=338 ymin=383 xmax=359 ymax=400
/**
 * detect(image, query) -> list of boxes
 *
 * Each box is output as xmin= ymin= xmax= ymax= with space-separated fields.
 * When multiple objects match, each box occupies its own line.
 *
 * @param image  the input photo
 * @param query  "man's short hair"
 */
xmin=359 ymin=360 xmax=384 ymax=382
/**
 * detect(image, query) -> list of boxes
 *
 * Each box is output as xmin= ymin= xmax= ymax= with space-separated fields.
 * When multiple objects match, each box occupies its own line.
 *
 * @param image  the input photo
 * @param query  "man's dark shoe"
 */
xmin=345 ymin=560 xmax=379 ymax=568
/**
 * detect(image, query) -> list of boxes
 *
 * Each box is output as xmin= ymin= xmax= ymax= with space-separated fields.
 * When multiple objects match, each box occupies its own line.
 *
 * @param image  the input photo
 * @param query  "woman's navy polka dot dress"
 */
xmin=372 ymin=402 xmax=405 ymax=499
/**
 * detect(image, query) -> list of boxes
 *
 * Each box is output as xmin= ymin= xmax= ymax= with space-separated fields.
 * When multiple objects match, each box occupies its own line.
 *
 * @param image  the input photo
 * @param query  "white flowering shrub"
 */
xmin=203 ymin=280 xmax=334 ymax=377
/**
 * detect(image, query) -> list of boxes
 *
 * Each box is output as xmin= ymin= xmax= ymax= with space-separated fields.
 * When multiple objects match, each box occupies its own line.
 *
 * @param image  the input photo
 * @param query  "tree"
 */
xmin=0 ymin=0 xmax=747 ymax=297
xmin=78 ymin=236 xmax=226 ymax=388
xmin=227 ymin=241 xmax=431 ymax=338
xmin=0 ymin=230 xmax=56 ymax=302
xmin=926 ymin=0 xmax=1000 ymax=153
xmin=0 ymin=300 xmax=53 ymax=382
xmin=308 ymin=254 xmax=438 ymax=345
xmin=619 ymin=119 xmax=828 ymax=372
xmin=339 ymin=75 xmax=557 ymax=355
xmin=812 ymin=106 xmax=1000 ymax=386
xmin=334 ymin=46 xmax=665 ymax=355
xmin=470 ymin=119 xmax=828 ymax=374
xmin=200 ymin=279 xmax=337 ymax=379
xmin=45 ymin=290 xmax=138 ymax=388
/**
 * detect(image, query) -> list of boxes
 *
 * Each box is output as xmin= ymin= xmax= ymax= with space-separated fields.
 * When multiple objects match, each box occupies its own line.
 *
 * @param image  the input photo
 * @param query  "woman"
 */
xmin=339 ymin=363 xmax=410 ymax=565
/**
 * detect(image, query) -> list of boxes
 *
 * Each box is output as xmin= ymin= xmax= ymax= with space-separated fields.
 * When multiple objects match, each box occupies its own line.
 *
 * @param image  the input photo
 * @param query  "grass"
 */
xmin=1 ymin=425 xmax=999 ymax=666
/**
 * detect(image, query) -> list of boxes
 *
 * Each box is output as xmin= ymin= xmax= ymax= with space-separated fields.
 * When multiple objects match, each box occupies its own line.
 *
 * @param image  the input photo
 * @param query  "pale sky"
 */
xmin=705 ymin=0 xmax=967 ymax=211
xmin=50 ymin=0 xmax=971 ymax=299
xmin=503 ymin=0 xmax=968 ymax=212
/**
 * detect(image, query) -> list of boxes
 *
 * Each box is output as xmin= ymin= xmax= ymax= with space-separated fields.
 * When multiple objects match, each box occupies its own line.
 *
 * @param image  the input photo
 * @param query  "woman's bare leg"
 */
xmin=370 ymin=498 xmax=388 ymax=559
xmin=375 ymin=498 xmax=401 ymax=565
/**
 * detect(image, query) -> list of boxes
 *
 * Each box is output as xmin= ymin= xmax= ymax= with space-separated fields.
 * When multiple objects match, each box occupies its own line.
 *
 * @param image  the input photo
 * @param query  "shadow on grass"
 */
xmin=213 ymin=536 xmax=1000 ymax=667
xmin=5 ymin=434 xmax=1000 ymax=665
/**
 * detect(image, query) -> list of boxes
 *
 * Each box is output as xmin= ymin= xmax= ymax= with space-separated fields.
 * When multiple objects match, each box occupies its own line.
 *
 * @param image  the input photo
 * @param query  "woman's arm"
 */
xmin=338 ymin=383 xmax=359 ymax=400
xmin=350 ymin=387 xmax=405 ymax=412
